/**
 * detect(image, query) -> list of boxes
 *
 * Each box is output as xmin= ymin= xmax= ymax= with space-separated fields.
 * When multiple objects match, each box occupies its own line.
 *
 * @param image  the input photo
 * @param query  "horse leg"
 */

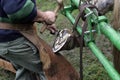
xmin=112 ymin=0 xmax=120 ymax=74
xmin=0 ymin=58 xmax=16 ymax=73
xmin=45 ymin=53 xmax=80 ymax=80
xmin=38 ymin=35 xmax=80 ymax=80
xmin=113 ymin=47 xmax=120 ymax=73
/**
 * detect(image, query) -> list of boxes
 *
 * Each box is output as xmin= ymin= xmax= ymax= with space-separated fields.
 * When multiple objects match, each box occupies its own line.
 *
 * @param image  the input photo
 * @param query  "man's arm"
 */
xmin=1 ymin=0 xmax=37 ymax=23
xmin=1 ymin=0 xmax=56 ymax=24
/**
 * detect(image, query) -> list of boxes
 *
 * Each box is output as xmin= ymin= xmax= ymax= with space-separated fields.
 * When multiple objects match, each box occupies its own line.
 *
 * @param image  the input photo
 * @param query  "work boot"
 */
xmin=52 ymin=29 xmax=80 ymax=53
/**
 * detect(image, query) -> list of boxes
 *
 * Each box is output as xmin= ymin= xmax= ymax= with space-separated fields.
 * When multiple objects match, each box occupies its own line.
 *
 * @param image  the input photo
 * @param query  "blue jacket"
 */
xmin=0 ymin=0 xmax=37 ymax=42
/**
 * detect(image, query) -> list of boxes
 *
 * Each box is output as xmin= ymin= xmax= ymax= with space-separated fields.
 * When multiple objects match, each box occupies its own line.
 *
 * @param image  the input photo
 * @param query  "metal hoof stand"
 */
xmin=61 ymin=0 xmax=120 ymax=80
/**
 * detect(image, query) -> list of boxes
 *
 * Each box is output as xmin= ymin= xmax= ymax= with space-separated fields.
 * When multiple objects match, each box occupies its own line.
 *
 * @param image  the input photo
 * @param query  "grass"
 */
xmin=0 ymin=0 xmax=114 ymax=80
xmin=0 ymin=68 xmax=15 ymax=80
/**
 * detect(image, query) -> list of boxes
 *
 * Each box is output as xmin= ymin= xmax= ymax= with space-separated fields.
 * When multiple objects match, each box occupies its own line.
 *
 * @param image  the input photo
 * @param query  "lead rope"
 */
xmin=72 ymin=0 xmax=84 ymax=80
xmin=72 ymin=1 xmax=98 ymax=79
xmin=72 ymin=0 xmax=91 ymax=80
xmin=78 ymin=1 xmax=84 ymax=80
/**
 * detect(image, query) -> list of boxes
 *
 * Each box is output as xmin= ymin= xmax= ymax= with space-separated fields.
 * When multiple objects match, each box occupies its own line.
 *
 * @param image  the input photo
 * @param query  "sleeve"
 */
xmin=1 ymin=0 xmax=37 ymax=23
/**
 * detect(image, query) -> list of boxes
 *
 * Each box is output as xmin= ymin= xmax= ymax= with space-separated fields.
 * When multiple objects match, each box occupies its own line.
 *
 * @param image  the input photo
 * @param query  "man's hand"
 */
xmin=34 ymin=10 xmax=56 ymax=24
xmin=43 ymin=11 xmax=56 ymax=24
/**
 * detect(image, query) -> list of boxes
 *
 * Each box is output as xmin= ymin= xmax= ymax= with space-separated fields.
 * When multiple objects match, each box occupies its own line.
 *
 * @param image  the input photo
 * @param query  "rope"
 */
xmin=72 ymin=0 xmax=84 ymax=79
xmin=72 ymin=0 xmax=98 ymax=79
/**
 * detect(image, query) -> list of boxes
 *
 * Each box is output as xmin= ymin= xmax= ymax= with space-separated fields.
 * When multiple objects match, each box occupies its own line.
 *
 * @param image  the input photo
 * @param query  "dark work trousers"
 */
xmin=0 ymin=37 xmax=47 ymax=80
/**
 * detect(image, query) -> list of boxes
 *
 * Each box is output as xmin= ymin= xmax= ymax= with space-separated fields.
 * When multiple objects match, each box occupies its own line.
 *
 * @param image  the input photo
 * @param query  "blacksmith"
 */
xmin=0 ymin=0 xmax=56 ymax=80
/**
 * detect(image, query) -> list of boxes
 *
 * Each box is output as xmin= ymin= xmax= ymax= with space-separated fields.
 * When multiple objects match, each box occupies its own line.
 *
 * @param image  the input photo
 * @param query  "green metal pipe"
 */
xmin=65 ymin=10 xmax=120 ymax=80
xmin=99 ymin=22 xmax=120 ymax=50
xmin=71 ymin=0 xmax=120 ymax=50
xmin=71 ymin=0 xmax=79 ymax=6
xmin=88 ymin=42 xmax=120 ymax=80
